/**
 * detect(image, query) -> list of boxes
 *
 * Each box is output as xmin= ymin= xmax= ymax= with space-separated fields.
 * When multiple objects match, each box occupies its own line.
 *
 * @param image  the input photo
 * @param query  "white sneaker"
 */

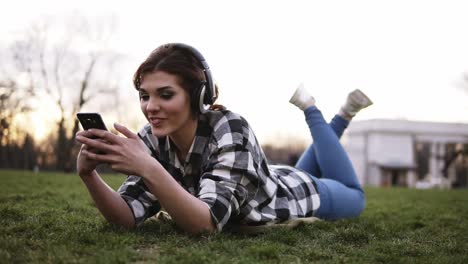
xmin=289 ymin=83 xmax=316 ymax=110
xmin=339 ymin=89 xmax=373 ymax=118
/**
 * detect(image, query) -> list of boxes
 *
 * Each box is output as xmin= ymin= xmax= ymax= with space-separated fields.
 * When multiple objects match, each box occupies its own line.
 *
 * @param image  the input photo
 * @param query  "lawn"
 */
xmin=1 ymin=170 xmax=467 ymax=263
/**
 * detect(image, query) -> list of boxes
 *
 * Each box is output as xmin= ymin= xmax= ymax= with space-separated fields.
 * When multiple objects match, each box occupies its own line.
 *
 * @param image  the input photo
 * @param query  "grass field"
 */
xmin=1 ymin=170 xmax=467 ymax=263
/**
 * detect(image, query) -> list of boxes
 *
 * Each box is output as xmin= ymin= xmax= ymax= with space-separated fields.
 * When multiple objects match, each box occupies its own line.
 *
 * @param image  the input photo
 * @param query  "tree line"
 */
xmin=0 ymin=15 xmax=122 ymax=172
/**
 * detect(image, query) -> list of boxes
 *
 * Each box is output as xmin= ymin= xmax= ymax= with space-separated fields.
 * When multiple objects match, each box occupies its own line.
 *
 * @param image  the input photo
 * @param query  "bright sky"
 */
xmin=2 ymin=0 xmax=468 ymax=145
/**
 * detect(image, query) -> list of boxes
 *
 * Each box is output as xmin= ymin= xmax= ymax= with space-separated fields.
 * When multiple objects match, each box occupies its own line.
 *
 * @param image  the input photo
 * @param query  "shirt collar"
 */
xmin=162 ymin=113 xmax=212 ymax=172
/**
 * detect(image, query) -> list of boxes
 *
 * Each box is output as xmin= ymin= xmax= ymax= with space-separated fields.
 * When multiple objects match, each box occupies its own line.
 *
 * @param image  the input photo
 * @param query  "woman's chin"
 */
xmin=150 ymin=127 xmax=169 ymax=138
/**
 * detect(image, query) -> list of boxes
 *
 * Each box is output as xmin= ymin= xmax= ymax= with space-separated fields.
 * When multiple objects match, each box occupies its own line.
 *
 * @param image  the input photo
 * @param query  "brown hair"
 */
xmin=133 ymin=44 xmax=225 ymax=115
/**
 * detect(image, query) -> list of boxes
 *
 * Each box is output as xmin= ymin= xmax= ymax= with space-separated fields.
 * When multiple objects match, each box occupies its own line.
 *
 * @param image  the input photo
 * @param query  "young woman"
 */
xmin=75 ymin=43 xmax=373 ymax=234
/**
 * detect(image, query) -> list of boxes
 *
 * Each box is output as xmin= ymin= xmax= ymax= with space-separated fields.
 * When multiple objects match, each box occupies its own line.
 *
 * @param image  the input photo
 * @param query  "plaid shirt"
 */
xmin=117 ymin=110 xmax=320 ymax=231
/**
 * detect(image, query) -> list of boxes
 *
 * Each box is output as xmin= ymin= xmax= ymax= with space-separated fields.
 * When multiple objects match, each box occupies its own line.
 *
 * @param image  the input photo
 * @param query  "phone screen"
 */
xmin=77 ymin=113 xmax=108 ymax=131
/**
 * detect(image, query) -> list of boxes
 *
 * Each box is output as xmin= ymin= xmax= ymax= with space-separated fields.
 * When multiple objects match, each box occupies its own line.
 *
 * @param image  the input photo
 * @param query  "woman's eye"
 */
xmin=139 ymin=94 xmax=149 ymax=101
xmin=160 ymin=92 xmax=174 ymax=100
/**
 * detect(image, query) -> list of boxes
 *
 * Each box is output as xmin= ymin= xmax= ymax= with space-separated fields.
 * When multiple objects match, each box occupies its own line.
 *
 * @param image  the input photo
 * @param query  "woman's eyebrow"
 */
xmin=156 ymin=86 xmax=173 ymax=92
xmin=138 ymin=85 xmax=173 ymax=92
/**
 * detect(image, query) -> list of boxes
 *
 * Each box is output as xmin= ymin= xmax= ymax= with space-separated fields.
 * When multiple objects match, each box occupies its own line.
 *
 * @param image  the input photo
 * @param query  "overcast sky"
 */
xmin=2 ymin=0 xmax=468 ymax=144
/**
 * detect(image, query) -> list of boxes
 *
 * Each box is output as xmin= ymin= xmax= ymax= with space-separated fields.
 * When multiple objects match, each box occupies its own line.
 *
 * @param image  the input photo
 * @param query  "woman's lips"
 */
xmin=149 ymin=117 xmax=165 ymax=126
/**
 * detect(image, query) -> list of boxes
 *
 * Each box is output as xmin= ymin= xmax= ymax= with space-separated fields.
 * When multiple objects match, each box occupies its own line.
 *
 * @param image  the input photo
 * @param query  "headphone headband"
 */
xmin=171 ymin=43 xmax=215 ymax=113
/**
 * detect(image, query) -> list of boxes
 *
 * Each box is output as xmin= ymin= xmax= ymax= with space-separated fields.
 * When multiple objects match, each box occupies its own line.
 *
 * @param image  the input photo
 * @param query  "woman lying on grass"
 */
xmin=75 ymin=43 xmax=372 ymax=234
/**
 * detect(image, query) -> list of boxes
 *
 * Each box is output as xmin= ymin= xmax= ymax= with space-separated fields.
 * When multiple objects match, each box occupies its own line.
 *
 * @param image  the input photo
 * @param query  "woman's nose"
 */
xmin=146 ymin=98 xmax=161 ymax=112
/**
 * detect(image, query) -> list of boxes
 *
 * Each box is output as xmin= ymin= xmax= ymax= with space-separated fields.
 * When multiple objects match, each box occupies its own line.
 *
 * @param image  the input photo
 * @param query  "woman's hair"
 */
xmin=133 ymin=44 xmax=225 ymax=115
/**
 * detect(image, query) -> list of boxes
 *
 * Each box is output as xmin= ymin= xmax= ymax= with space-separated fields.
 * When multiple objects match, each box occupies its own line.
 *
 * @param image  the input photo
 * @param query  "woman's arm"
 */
xmin=77 ymin=124 xmax=216 ymax=234
xmin=140 ymin=160 xmax=216 ymax=234
xmin=79 ymin=170 xmax=135 ymax=228
xmin=76 ymin=130 xmax=135 ymax=229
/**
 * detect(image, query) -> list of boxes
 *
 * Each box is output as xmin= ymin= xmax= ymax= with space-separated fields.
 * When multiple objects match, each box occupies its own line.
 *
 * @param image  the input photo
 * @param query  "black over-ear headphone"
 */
xmin=171 ymin=43 xmax=215 ymax=114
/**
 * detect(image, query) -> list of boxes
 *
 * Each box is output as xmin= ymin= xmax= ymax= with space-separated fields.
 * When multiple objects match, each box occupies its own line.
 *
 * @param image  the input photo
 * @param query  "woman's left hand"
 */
xmin=75 ymin=123 xmax=155 ymax=176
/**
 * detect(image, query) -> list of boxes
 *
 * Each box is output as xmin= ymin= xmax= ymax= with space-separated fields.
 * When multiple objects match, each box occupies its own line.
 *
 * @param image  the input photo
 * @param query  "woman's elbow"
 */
xmin=185 ymin=220 xmax=218 ymax=235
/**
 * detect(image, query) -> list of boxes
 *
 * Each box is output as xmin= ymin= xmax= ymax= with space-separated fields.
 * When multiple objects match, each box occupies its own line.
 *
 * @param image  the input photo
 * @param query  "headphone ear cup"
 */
xmin=203 ymin=80 xmax=213 ymax=105
xmin=192 ymin=82 xmax=207 ymax=114
xmin=198 ymin=85 xmax=208 ymax=113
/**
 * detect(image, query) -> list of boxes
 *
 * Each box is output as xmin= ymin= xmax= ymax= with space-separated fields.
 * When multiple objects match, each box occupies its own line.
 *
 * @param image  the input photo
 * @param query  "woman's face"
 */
xmin=139 ymin=71 xmax=195 ymax=138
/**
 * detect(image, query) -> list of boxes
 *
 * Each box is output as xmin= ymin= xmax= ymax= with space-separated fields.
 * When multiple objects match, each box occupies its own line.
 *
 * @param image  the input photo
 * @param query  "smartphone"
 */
xmin=77 ymin=113 xmax=108 ymax=131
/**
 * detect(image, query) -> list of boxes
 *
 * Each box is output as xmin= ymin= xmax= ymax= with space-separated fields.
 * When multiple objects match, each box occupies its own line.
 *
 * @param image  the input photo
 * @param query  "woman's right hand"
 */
xmin=76 ymin=130 xmax=102 ymax=177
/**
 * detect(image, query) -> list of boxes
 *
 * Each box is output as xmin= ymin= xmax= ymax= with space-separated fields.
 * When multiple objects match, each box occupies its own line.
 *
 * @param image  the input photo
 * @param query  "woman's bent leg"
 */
xmin=303 ymin=106 xmax=365 ymax=219
xmin=295 ymin=115 xmax=349 ymax=177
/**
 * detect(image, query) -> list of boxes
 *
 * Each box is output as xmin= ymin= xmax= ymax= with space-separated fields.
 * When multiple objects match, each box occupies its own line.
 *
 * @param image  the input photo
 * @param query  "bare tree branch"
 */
xmin=1 ymin=13 xmax=122 ymax=171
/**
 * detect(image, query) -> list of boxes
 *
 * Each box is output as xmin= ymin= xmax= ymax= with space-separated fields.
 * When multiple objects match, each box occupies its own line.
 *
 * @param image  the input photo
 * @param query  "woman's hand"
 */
xmin=76 ymin=130 xmax=103 ymax=177
xmin=75 ymin=123 xmax=155 ymax=176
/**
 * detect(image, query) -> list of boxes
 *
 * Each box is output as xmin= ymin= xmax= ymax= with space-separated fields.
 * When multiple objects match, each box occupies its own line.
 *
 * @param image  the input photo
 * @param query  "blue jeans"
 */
xmin=295 ymin=106 xmax=365 ymax=220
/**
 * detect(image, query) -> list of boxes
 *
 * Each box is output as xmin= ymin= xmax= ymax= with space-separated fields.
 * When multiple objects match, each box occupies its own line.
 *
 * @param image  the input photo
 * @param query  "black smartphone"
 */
xmin=77 ymin=113 xmax=108 ymax=131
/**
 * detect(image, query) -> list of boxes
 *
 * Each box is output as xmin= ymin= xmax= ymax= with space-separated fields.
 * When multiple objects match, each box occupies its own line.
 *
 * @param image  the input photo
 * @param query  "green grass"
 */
xmin=1 ymin=170 xmax=467 ymax=263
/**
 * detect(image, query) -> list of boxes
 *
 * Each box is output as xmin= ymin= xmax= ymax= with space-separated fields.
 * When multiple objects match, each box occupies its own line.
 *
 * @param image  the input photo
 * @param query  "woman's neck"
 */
xmin=169 ymin=117 xmax=198 ymax=162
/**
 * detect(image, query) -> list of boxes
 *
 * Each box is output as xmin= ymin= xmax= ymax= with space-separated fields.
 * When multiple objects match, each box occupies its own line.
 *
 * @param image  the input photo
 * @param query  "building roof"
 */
xmin=347 ymin=119 xmax=468 ymax=138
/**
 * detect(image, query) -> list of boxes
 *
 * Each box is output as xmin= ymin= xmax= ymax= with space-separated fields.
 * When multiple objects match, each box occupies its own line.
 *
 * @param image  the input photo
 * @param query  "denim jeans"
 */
xmin=295 ymin=106 xmax=365 ymax=220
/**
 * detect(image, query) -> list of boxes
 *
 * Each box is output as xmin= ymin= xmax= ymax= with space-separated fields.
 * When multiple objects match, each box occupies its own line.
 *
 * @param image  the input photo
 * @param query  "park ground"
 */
xmin=1 ymin=170 xmax=467 ymax=263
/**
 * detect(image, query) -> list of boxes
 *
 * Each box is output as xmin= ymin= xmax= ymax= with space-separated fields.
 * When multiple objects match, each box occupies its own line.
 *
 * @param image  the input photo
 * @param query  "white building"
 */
xmin=343 ymin=119 xmax=468 ymax=188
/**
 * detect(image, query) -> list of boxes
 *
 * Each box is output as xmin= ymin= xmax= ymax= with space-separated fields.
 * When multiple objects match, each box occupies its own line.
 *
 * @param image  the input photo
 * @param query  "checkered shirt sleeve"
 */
xmin=117 ymin=125 xmax=161 ymax=226
xmin=117 ymin=175 xmax=161 ymax=226
xmin=197 ymin=115 xmax=258 ymax=231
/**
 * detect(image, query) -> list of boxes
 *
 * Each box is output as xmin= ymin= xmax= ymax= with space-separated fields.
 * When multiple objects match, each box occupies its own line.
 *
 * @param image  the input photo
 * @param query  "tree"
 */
xmin=3 ymin=14 xmax=122 ymax=171
xmin=0 ymin=77 xmax=34 ymax=168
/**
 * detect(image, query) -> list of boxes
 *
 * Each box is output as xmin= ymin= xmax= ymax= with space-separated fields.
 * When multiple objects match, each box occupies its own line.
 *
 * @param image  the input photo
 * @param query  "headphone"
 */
xmin=170 ymin=43 xmax=215 ymax=114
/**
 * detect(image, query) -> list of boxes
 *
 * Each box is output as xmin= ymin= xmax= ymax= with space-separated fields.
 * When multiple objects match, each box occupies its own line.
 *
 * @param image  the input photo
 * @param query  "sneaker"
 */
xmin=289 ymin=83 xmax=316 ymax=110
xmin=339 ymin=89 xmax=373 ymax=118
